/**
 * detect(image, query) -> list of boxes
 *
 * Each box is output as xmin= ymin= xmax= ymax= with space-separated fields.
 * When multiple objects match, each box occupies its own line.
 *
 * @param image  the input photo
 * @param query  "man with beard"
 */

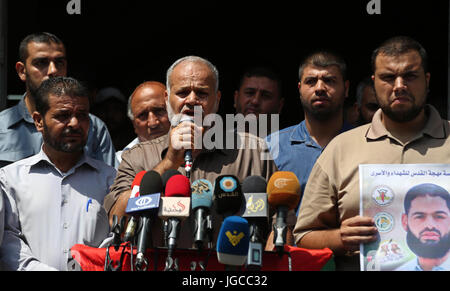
xmin=264 ymin=51 xmax=352 ymax=249
xmin=293 ymin=36 xmax=450 ymax=271
xmin=105 ymin=56 xmax=277 ymax=249
xmin=233 ymin=66 xmax=284 ymax=133
xmin=0 ymin=32 xmax=116 ymax=168
xmin=396 ymin=183 xmax=450 ymax=271
xmin=0 ymin=77 xmax=116 ymax=270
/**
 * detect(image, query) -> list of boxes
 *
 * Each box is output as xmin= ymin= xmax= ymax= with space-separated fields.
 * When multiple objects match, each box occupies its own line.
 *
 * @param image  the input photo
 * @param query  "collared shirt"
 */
xmin=293 ymin=105 xmax=450 ymax=271
xmin=266 ymin=120 xmax=353 ymax=215
xmin=105 ymin=132 xmax=278 ymax=249
xmin=0 ymin=96 xmax=117 ymax=168
xmin=0 ymin=148 xmax=116 ymax=271
xmin=395 ymin=255 xmax=450 ymax=271
xmin=115 ymin=137 xmax=140 ymax=168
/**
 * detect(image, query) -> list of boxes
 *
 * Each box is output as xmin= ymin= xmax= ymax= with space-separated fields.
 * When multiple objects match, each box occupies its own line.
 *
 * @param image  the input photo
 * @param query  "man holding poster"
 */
xmin=293 ymin=36 xmax=450 ymax=271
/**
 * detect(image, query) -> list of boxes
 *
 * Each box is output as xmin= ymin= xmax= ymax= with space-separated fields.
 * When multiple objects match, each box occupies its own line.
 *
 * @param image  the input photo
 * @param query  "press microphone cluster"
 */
xmin=108 ymin=170 xmax=300 ymax=271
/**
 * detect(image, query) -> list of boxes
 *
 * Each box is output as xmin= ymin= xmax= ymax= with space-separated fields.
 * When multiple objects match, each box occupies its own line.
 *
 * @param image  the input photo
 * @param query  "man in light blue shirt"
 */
xmin=266 ymin=50 xmax=352 ymax=214
xmin=0 ymin=32 xmax=115 ymax=168
xmin=265 ymin=51 xmax=352 ymax=250
xmin=0 ymin=77 xmax=116 ymax=271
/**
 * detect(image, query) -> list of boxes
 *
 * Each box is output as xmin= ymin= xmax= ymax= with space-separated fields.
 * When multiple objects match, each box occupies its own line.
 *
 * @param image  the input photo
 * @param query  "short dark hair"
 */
xmin=298 ymin=50 xmax=348 ymax=81
xmin=371 ymin=36 xmax=428 ymax=73
xmin=404 ymin=183 xmax=450 ymax=215
xmin=238 ymin=66 xmax=282 ymax=97
xmin=19 ymin=32 xmax=64 ymax=63
xmin=35 ymin=77 xmax=88 ymax=116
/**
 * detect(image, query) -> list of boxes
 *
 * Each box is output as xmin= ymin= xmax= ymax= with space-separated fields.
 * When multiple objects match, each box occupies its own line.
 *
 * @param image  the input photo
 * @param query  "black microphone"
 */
xmin=213 ymin=175 xmax=244 ymax=218
xmin=161 ymin=169 xmax=182 ymax=247
xmin=126 ymin=170 xmax=163 ymax=270
xmin=179 ymin=115 xmax=194 ymax=178
xmin=241 ymin=176 xmax=269 ymax=270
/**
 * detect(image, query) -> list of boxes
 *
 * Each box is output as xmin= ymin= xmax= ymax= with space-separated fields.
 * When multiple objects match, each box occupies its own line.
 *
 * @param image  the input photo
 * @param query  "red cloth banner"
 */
xmin=70 ymin=244 xmax=334 ymax=271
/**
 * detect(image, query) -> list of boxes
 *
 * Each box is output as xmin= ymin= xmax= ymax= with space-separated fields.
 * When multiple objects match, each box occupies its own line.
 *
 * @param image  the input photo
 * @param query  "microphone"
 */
xmin=130 ymin=171 xmax=147 ymax=198
xmin=161 ymin=169 xmax=182 ymax=246
xmin=242 ymin=176 xmax=269 ymax=270
xmin=179 ymin=115 xmax=194 ymax=178
xmin=158 ymin=174 xmax=191 ymax=256
xmin=191 ymin=179 xmax=214 ymax=250
xmin=216 ymin=216 xmax=250 ymax=270
xmin=213 ymin=175 xmax=244 ymax=218
xmin=123 ymin=171 xmax=148 ymax=243
xmin=267 ymin=171 xmax=301 ymax=254
xmin=162 ymin=169 xmax=182 ymax=191
xmin=126 ymin=170 xmax=163 ymax=270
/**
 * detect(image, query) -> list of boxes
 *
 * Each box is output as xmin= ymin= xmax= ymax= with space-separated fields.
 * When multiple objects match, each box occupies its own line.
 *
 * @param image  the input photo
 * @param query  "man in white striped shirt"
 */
xmin=0 ymin=77 xmax=116 ymax=271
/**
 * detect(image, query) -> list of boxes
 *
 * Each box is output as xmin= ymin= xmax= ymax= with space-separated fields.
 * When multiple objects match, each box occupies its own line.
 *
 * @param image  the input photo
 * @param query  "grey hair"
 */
xmin=166 ymin=56 xmax=219 ymax=97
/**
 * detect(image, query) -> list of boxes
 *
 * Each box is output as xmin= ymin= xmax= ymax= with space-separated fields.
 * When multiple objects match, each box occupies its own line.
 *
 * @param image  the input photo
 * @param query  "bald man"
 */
xmin=115 ymin=81 xmax=171 ymax=167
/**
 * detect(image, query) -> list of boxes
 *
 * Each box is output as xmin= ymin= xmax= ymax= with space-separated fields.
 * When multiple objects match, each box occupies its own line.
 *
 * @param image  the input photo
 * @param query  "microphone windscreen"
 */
xmin=242 ymin=176 xmax=267 ymax=193
xmin=139 ymin=170 xmax=164 ymax=196
xmin=165 ymin=174 xmax=191 ymax=198
xmin=130 ymin=171 xmax=147 ymax=198
xmin=216 ymin=216 xmax=250 ymax=266
xmin=213 ymin=175 xmax=243 ymax=216
xmin=162 ymin=169 xmax=182 ymax=189
xmin=131 ymin=171 xmax=147 ymax=189
xmin=267 ymin=171 xmax=301 ymax=210
xmin=191 ymin=179 xmax=213 ymax=210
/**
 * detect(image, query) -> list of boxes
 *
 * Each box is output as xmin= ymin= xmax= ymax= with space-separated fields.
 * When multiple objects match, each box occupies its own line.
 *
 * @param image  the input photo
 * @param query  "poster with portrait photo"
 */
xmin=360 ymin=164 xmax=450 ymax=271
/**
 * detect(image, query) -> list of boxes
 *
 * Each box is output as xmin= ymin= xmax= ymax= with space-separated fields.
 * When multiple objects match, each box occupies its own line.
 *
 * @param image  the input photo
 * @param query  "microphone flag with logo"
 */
xmin=158 ymin=174 xmax=191 ymax=260
xmin=216 ymin=216 xmax=250 ymax=267
xmin=241 ymin=176 xmax=268 ymax=269
xmin=213 ymin=175 xmax=244 ymax=218
xmin=191 ymin=179 xmax=214 ymax=250
xmin=123 ymin=171 xmax=149 ymax=243
xmin=267 ymin=171 xmax=301 ymax=253
xmin=132 ymin=171 xmax=163 ymax=270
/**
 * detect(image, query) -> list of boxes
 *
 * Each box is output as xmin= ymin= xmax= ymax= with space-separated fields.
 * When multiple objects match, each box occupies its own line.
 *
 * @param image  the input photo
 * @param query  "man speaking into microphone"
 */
xmin=105 ymin=56 xmax=278 ymax=250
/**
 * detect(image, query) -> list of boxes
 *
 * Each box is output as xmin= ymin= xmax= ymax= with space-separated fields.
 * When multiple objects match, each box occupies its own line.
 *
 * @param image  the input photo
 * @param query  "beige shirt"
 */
xmin=105 ymin=131 xmax=278 ymax=249
xmin=293 ymin=105 xmax=450 ymax=270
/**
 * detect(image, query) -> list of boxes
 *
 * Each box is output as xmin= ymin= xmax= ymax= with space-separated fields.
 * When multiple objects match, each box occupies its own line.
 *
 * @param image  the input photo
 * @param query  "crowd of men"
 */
xmin=0 ymin=32 xmax=449 ymax=271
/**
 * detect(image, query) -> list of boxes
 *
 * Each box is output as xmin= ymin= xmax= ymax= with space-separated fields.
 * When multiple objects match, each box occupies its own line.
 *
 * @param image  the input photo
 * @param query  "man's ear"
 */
xmin=401 ymin=213 xmax=408 ymax=232
xmin=345 ymin=80 xmax=350 ymax=98
xmin=16 ymin=61 xmax=27 ymax=82
xmin=32 ymin=111 xmax=44 ymax=133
